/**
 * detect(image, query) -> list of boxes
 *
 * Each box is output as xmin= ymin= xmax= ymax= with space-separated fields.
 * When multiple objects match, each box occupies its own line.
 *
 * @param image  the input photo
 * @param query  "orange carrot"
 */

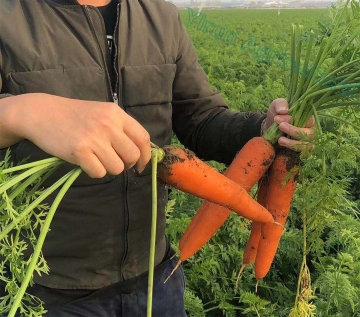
xmin=179 ymin=137 xmax=274 ymax=250
xmin=236 ymin=174 xmax=270 ymax=285
xmin=157 ymin=144 xmax=274 ymax=224
xmin=254 ymin=150 xmax=299 ymax=281
xmin=178 ymin=137 xmax=275 ymax=257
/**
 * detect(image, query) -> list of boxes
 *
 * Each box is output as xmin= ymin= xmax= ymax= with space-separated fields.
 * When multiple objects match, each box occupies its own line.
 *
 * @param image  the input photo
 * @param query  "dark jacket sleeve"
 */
xmin=0 ymin=93 xmax=12 ymax=99
xmin=0 ymin=64 xmax=15 ymax=155
xmin=171 ymin=13 xmax=265 ymax=165
xmin=0 ymin=50 xmax=12 ymax=99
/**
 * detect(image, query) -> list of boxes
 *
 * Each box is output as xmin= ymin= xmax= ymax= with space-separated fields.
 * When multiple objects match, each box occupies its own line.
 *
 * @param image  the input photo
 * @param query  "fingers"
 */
xmin=275 ymin=114 xmax=315 ymax=140
xmin=267 ymin=98 xmax=316 ymax=153
xmin=110 ymin=132 xmax=141 ymax=172
xmin=97 ymin=137 xmax=134 ymax=175
xmin=277 ymin=117 xmax=316 ymax=153
xmin=278 ymin=122 xmax=314 ymax=139
xmin=96 ymin=106 xmax=150 ymax=175
xmin=122 ymin=116 xmax=151 ymax=173
xmin=73 ymin=107 xmax=150 ymax=177
xmin=273 ymin=115 xmax=292 ymax=124
xmin=272 ymin=98 xmax=289 ymax=115
xmin=95 ymin=116 xmax=150 ymax=176
xmin=77 ymin=152 xmax=108 ymax=179
xmin=74 ymin=132 xmax=145 ymax=178
xmin=305 ymin=115 xmax=316 ymax=128
xmin=263 ymin=99 xmax=289 ymax=133
xmin=278 ymin=137 xmax=314 ymax=152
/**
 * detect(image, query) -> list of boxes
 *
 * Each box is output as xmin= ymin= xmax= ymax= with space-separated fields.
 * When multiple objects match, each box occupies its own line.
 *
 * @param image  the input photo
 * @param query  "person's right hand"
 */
xmin=1 ymin=93 xmax=151 ymax=178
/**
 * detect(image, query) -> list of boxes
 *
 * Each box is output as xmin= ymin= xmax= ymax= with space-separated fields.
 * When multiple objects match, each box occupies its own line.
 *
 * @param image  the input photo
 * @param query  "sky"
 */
xmin=170 ymin=0 xmax=332 ymax=2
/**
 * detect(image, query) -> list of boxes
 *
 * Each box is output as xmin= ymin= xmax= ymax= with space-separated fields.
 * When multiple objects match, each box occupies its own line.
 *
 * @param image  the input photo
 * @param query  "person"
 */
xmin=0 ymin=0 xmax=315 ymax=316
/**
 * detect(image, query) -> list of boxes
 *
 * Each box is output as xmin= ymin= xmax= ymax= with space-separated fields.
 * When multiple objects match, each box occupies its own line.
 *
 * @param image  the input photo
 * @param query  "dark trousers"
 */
xmin=2 ymin=255 xmax=187 ymax=317
xmin=45 ymin=256 xmax=187 ymax=317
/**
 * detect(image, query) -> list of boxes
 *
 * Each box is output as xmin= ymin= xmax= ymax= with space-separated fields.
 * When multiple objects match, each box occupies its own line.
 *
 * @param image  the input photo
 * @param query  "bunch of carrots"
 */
xmin=156 ymin=131 xmax=300 ymax=286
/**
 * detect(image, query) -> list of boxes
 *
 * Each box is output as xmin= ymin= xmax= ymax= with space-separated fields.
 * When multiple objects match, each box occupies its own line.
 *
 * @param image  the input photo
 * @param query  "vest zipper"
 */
xmin=112 ymin=2 xmax=121 ymax=106
xmin=113 ymin=1 xmax=129 ymax=281
xmin=113 ymin=92 xmax=119 ymax=104
xmin=83 ymin=5 xmax=114 ymax=102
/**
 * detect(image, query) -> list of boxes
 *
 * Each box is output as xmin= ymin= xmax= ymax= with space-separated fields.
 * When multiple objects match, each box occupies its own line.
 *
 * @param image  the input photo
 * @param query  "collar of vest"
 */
xmin=48 ymin=0 xmax=122 ymax=6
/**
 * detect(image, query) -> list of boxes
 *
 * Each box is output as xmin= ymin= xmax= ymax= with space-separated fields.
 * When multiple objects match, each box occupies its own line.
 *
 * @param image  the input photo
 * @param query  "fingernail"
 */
xmin=136 ymin=165 xmax=146 ymax=174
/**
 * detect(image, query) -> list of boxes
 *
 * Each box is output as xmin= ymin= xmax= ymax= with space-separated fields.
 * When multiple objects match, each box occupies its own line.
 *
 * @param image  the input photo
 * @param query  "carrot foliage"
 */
xmin=0 ymin=154 xmax=81 ymax=316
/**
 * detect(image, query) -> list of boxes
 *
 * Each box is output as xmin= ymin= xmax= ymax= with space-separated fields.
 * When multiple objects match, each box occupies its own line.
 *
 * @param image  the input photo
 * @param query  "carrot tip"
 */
xmin=235 ymin=264 xmax=247 ymax=288
xmin=164 ymin=259 xmax=182 ymax=284
xmin=170 ymin=252 xmax=178 ymax=260
xmin=255 ymin=279 xmax=260 ymax=293
xmin=274 ymin=221 xmax=285 ymax=229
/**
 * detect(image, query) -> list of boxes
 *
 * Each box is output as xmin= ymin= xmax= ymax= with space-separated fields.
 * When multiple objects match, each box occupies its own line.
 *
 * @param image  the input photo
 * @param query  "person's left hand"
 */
xmin=262 ymin=98 xmax=315 ymax=152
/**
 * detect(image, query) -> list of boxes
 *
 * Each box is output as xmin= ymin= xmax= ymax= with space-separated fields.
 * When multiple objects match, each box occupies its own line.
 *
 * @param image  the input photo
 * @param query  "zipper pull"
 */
xmin=113 ymin=93 xmax=119 ymax=105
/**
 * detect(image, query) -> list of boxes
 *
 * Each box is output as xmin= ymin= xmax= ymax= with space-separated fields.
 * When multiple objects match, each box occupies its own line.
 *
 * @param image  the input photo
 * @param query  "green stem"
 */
xmin=288 ymin=25 xmax=297 ymax=102
xmin=27 ymin=164 xmax=62 ymax=197
xmin=290 ymin=82 xmax=360 ymax=127
xmin=317 ymin=0 xmax=351 ymax=67
xmin=323 ymin=30 xmax=360 ymax=77
xmin=350 ymin=46 xmax=358 ymax=61
xmin=0 ymin=170 xmax=44 ymax=218
xmin=311 ymin=105 xmax=322 ymax=134
xmin=315 ymin=70 xmax=360 ymax=107
xmin=292 ymin=31 xmax=315 ymax=103
xmin=0 ymin=162 xmax=57 ymax=195
xmin=313 ymin=95 xmax=346 ymax=110
xmin=305 ymin=82 xmax=360 ymax=101
xmin=301 ymin=37 xmax=328 ymax=93
xmin=318 ymin=101 xmax=360 ymax=110
xmin=0 ymin=164 xmax=61 ymax=212
xmin=262 ymin=122 xmax=283 ymax=145
xmin=306 ymin=60 xmax=360 ymax=107
xmin=8 ymin=168 xmax=82 ymax=317
xmin=298 ymin=57 xmax=360 ymax=102
xmin=318 ymin=113 xmax=360 ymax=130
xmin=0 ymin=170 xmax=76 ymax=241
xmin=1 ymin=158 xmax=61 ymax=175
xmin=289 ymin=26 xmax=303 ymax=105
xmin=293 ymin=209 xmax=308 ymax=308
xmin=147 ymin=149 xmax=162 ymax=317
xmin=203 ymin=305 xmax=221 ymax=313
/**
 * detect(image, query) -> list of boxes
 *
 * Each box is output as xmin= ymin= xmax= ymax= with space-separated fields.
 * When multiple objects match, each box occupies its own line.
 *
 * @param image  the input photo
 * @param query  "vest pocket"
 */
xmin=5 ymin=67 xmax=107 ymax=101
xmin=121 ymin=64 xmax=176 ymax=108
xmin=121 ymin=64 xmax=176 ymax=176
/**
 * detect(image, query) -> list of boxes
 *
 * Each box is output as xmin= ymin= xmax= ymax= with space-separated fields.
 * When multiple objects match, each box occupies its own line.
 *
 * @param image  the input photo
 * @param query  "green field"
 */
xmin=166 ymin=8 xmax=360 ymax=317
xmin=180 ymin=8 xmax=329 ymax=112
